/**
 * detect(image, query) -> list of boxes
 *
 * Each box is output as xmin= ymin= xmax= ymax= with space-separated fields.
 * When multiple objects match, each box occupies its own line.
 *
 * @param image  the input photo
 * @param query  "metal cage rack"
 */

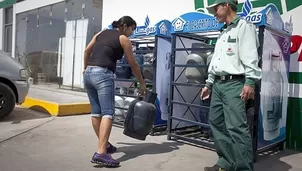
xmin=113 ymin=36 xmax=169 ymax=135
xmin=166 ymin=4 xmax=292 ymax=162
xmin=167 ymin=31 xmax=220 ymax=148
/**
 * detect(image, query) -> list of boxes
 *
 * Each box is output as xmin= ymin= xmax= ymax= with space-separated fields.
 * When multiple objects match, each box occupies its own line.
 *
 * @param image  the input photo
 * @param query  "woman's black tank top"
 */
xmin=87 ymin=29 xmax=124 ymax=73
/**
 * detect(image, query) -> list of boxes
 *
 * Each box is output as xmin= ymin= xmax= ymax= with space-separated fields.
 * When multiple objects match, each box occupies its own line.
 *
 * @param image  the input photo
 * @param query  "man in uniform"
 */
xmin=200 ymin=0 xmax=262 ymax=171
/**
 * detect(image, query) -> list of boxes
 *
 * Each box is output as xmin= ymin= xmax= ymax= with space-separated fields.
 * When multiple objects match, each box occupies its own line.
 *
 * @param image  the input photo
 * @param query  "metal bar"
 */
xmin=172 ymin=82 xmax=204 ymax=87
xmin=113 ymin=78 xmax=153 ymax=84
xmin=256 ymin=141 xmax=285 ymax=153
xmin=71 ymin=20 xmax=78 ymax=90
xmin=172 ymin=100 xmax=209 ymax=109
xmin=170 ymin=115 xmax=210 ymax=128
xmin=173 ymin=64 xmax=208 ymax=68
xmin=174 ymin=33 xmax=209 ymax=42
xmin=59 ymin=38 xmax=63 ymax=88
xmin=174 ymin=47 xmax=214 ymax=51
xmin=168 ymin=133 xmax=215 ymax=148
xmin=134 ymin=50 xmax=154 ymax=53
xmin=167 ymin=34 xmax=177 ymax=138
xmin=117 ymin=64 xmax=153 ymax=67
xmin=153 ymin=36 xmax=159 ymax=92
xmin=257 ymin=26 xmax=265 ymax=69
xmin=115 ymin=93 xmax=137 ymax=98
xmin=178 ymin=36 xmax=190 ymax=55
xmin=132 ymin=41 xmax=155 ymax=45
xmin=115 ymin=106 xmax=129 ymax=110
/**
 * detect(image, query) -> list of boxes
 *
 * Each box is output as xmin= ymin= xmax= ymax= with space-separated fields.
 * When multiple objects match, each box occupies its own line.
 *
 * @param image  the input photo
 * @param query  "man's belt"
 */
xmin=215 ymin=75 xmax=245 ymax=81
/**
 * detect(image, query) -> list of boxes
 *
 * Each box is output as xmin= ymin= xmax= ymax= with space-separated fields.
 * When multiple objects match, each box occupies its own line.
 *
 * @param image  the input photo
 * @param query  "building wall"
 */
xmin=0 ymin=0 xmax=103 ymax=88
xmin=0 ymin=9 xmax=3 ymax=49
xmin=102 ymin=0 xmax=194 ymax=28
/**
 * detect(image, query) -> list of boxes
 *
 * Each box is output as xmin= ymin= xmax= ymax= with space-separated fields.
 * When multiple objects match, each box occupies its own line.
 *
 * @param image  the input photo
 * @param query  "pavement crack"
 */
xmin=0 ymin=118 xmax=55 ymax=144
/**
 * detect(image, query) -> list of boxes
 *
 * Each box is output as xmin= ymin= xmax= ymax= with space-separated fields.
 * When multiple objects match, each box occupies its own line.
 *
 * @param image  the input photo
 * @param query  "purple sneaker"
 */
xmin=107 ymin=142 xmax=117 ymax=154
xmin=91 ymin=152 xmax=120 ymax=167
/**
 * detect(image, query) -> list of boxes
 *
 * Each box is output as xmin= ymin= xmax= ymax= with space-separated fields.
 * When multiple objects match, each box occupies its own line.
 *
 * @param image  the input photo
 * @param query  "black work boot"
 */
xmin=204 ymin=165 xmax=227 ymax=171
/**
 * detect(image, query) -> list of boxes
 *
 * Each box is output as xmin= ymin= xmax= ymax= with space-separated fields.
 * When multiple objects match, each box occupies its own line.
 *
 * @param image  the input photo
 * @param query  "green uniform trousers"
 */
xmin=209 ymin=79 xmax=253 ymax=171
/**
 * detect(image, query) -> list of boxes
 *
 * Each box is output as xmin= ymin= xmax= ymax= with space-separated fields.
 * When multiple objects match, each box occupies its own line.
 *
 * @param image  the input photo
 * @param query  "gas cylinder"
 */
xmin=185 ymin=53 xmax=206 ymax=83
xmin=123 ymin=90 xmax=157 ymax=140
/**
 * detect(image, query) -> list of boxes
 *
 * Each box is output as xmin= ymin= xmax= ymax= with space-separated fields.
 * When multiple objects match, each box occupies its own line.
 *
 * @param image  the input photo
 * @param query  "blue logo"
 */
xmin=238 ymin=0 xmax=262 ymax=24
xmin=159 ymin=22 xmax=168 ymax=35
xmin=133 ymin=15 xmax=156 ymax=36
xmin=145 ymin=15 xmax=150 ymax=27
xmin=172 ymin=17 xmax=186 ymax=32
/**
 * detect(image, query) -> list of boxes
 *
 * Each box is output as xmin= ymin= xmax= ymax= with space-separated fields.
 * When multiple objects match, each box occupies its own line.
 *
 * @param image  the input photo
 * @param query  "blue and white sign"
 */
xmin=106 ymin=16 xmax=171 ymax=38
xmin=238 ymin=0 xmax=292 ymax=33
xmin=130 ymin=16 xmax=172 ymax=38
xmin=171 ymin=12 xmax=224 ymax=34
xmin=171 ymin=0 xmax=293 ymax=34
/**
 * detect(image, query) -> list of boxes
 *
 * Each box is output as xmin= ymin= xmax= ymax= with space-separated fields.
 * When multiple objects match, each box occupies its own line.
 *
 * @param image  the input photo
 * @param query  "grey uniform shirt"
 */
xmin=205 ymin=16 xmax=262 ymax=89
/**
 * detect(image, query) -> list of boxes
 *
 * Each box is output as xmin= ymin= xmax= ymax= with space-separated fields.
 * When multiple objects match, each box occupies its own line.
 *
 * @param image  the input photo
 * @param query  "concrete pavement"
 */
xmin=0 ymin=106 xmax=53 ymax=143
xmin=0 ymin=108 xmax=302 ymax=171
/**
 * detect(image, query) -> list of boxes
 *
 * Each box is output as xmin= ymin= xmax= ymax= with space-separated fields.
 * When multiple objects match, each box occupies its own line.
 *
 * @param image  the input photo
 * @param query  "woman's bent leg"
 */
xmin=97 ymin=116 xmax=113 ymax=154
xmin=90 ymin=69 xmax=119 ymax=167
xmin=85 ymin=86 xmax=102 ymax=138
xmin=91 ymin=117 xmax=101 ymax=138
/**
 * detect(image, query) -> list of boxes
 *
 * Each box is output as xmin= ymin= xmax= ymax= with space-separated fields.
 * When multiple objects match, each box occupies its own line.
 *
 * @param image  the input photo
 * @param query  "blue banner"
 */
xmin=171 ymin=1 xmax=293 ymax=35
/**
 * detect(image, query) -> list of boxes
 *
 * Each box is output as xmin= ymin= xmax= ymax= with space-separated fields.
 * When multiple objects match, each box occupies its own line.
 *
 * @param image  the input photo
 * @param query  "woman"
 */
xmin=83 ymin=16 xmax=146 ymax=167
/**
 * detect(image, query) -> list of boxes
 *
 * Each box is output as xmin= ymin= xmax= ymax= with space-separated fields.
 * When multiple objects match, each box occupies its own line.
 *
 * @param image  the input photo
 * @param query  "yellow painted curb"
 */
xmin=22 ymin=97 xmax=91 ymax=116
xmin=22 ymin=97 xmax=59 ymax=116
xmin=58 ymin=103 xmax=91 ymax=116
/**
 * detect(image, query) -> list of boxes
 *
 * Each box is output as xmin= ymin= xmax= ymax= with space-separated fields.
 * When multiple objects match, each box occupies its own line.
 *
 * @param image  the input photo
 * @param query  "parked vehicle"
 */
xmin=0 ymin=50 xmax=29 ymax=119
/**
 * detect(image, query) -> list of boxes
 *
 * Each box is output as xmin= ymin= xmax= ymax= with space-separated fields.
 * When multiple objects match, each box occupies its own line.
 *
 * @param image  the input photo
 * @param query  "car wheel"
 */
xmin=0 ymin=82 xmax=16 ymax=119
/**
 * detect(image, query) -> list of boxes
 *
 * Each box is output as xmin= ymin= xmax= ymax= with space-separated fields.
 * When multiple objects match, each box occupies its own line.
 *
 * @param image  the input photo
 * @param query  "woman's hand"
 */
xmin=139 ymin=82 xmax=147 ymax=96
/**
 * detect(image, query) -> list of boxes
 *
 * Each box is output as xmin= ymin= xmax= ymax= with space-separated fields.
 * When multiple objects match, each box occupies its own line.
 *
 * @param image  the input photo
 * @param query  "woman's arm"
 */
xmin=119 ymin=35 xmax=146 ymax=90
xmin=83 ymin=31 xmax=102 ymax=70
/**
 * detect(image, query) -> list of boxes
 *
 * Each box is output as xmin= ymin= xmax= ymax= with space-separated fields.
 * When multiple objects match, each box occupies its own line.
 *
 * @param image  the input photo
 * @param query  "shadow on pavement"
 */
xmin=0 ymin=106 xmax=51 ymax=124
xmin=115 ymin=141 xmax=183 ymax=162
xmin=254 ymin=149 xmax=300 ymax=171
xmin=92 ymin=141 xmax=183 ymax=168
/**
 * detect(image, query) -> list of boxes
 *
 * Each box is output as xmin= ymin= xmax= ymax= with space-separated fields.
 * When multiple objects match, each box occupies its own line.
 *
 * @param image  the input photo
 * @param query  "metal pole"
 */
xmin=59 ymin=38 xmax=63 ymax=88
xmin=253 ymin=26 xmax=265 ymax=162
xmin=167 ymin=34 xmax=176 ymax=140
xmin=153 ymin=36 xmax=158 ymax=93
xmin=71 ymin=20 xmax=78 ymax=90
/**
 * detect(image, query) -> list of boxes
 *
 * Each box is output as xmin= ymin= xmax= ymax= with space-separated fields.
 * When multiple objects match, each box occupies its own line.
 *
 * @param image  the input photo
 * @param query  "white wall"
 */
xmin=102 ymin=0 xmax=194 ymax=28
xmin=11 ymin=0 xmax=65 ymax=57
xmin=0 ymin=9 xmax=3 ymax=50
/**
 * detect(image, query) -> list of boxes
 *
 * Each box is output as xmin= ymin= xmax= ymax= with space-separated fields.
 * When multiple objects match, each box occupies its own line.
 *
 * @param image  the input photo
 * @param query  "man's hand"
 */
xmin=200 ymin=87 xmax=211 ymax=100
xmin=240 ymin=85 xmax=254 ymax=101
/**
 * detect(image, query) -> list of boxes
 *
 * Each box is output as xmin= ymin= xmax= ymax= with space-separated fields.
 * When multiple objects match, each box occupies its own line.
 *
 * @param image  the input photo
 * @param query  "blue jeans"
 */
xmin=83 ymin=66 xmax=115 ymax=119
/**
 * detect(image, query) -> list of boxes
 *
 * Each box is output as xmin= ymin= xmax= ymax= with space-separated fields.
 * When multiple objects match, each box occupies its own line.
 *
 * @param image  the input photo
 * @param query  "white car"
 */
xmin=0 ymin=50 xmax=30 ymax=119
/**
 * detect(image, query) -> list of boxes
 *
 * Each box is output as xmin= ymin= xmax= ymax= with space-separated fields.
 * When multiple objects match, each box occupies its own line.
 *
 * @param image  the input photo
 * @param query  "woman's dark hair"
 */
xmin=111 ymin=16 xmax=137 ymax=29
